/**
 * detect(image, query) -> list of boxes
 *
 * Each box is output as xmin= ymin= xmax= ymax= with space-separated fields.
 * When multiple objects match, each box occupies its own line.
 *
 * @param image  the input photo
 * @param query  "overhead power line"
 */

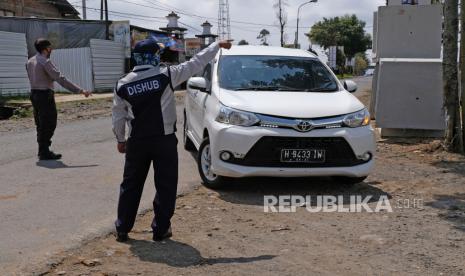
xmin=111 ymin=0 xmax=316 ymax=29
xmin=63 ymin=0 xmax=332 ymax=34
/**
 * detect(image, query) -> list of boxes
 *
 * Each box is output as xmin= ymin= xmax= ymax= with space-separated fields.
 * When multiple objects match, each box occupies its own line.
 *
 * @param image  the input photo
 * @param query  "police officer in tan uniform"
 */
xmin=26 ymin=38 xmax=91 ymax=160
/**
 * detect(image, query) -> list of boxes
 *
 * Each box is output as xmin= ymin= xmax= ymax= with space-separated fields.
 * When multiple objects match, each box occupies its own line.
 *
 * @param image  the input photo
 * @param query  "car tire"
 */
xmin=332 ymin=176 xmax=367 ymax=186
xmin=183 ymin=111 xmax=196 ymax=152
xmin=197 ymin=138 xmax=228 ymax=189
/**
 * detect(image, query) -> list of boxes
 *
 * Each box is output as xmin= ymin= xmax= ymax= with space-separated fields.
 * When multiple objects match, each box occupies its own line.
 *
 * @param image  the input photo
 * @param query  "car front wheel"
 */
xmin=197 ymin=138 xmax=228 ymax=189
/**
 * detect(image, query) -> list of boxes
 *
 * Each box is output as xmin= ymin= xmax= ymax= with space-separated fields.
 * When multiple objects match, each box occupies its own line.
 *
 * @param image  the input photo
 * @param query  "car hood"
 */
xmin=219 ymin=89 xmax=365 ymax=118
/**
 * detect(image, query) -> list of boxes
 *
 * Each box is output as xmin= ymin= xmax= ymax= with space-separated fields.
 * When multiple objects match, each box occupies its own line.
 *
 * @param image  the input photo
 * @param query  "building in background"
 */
xmin=159 ymin=11 xmax=188 ymax=63
xmin=184 ymin=38 xmax=202 ymax=59
xmin=0 ymin=0 xmax=79 ymax=19
xmin=195 ymin=21 xmax=218 ymax=48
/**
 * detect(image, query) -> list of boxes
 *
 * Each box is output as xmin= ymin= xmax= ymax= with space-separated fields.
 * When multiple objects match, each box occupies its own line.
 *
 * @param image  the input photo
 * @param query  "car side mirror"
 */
xmin=343 ymin=80 xmax=357 ymax=93
xmin=188 ymin=77 xmax=208 ymax=93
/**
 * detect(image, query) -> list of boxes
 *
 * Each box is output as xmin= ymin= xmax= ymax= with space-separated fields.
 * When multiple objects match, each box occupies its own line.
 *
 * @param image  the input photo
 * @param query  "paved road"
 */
xmin=0 ymin=77 xmax=372 ymax=274
xmin=0 ymin=102 xmax=200 ymax=274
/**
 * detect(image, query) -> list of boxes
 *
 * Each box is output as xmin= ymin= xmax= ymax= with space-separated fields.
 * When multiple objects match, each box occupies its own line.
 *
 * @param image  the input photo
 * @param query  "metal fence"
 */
xmin=0 ymin=31 xmax=30 ymax=96
xmin=90 ymin=39 xmax=125 ymax=91
xmin=51 ymin=47 xmax=94 ymax=92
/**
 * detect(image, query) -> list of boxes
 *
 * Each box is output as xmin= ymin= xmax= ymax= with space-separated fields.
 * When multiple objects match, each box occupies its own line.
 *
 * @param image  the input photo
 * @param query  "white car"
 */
xmin=364 ymin=68 xmax=375 ymax=76
xmin=183 ymin=46 xmax=375 ymax=189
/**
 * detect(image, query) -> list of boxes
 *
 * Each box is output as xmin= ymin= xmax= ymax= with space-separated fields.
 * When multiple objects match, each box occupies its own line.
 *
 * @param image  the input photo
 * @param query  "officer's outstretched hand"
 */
xmin=219 ymin=41 xmax=232 ymax=50
xmin=117 ymin=142 xmax=126 ymax=154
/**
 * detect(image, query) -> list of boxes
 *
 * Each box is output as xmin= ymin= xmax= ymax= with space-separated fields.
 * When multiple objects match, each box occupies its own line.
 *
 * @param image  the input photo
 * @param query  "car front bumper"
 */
xmin=208 ymin=122 xmax=376 ymax=178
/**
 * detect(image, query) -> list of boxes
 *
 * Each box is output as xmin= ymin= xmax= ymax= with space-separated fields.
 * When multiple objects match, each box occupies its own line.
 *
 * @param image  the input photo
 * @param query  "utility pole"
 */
xmin=104 ymin=0 xmax=109 ymax=39
xmin=100 ymin=0 xmax=109 ymax=39
xmin=295 ymin=0 xmax=317 ymax=49
xmin=82 ymin=0 xmax=86 ymax=19
xmin=100 ymin=0 xmax=103 ymax=20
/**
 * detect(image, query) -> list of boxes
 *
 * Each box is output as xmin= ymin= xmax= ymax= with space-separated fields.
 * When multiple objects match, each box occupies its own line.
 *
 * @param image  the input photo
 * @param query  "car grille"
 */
xmin=226 ymin=136 xmax=368 ymax=168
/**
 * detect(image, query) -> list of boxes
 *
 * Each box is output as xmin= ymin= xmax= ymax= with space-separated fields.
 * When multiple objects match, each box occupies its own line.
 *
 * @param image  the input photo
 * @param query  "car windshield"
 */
xmin=219 ymin=55 xmax=339 ymax=92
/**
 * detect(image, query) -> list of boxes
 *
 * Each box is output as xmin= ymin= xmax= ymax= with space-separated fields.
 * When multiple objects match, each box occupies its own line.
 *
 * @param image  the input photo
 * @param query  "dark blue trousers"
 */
xmin=115 ymin=134 xmax=178 ymax=235
xmin=30 ymin=89 xmax=57 ymax=155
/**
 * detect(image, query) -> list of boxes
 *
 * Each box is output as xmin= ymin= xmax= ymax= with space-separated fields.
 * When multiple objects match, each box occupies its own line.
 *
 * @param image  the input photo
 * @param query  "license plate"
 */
xmin=280 ymin=149 xmax=326 ymax=163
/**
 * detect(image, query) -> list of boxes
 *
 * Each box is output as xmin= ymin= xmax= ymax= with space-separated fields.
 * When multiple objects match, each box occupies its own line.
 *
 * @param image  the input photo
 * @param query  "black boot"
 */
xmin=153 ymin=227 xmax=172 ymax=242
xmin=116 ymin=232 xmax=129 ymax=242
xmin=39 ymin=150 xmax=62 ymax=160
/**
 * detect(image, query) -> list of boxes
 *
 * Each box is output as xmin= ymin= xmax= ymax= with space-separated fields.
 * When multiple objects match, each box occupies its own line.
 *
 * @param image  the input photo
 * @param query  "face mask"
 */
xmin=44 ymin=47 xmax=52 ymax=58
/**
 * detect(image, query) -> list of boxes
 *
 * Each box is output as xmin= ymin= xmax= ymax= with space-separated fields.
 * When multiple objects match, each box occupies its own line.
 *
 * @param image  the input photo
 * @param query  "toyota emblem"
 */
xmin=296 ymin=120 xmax=313 ymax=132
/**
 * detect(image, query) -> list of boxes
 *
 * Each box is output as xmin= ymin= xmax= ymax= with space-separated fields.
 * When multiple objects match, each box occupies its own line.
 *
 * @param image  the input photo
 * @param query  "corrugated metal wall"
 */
xmin=90 ymin=39 xmax=125 ymax=91
xmin=51 ymin=47 xmax=94 ymax=92
xmin=0 ymin=31 xmax=30 ymax=96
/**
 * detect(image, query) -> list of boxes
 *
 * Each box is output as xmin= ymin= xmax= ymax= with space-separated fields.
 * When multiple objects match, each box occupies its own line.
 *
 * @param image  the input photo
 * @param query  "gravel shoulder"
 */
xmin=37 ymin=143 xmax=465 ymax=275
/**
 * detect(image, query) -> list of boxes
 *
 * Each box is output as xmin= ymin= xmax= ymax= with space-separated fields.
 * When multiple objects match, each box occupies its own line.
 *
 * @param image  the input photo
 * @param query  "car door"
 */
xmin=190 ymin=63 xmax=212 ymax=143
xmin=185 ymin=74 xmax=197 ymax=141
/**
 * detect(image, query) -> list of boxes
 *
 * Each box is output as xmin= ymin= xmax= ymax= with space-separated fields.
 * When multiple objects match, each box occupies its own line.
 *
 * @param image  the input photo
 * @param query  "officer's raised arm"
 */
xmin=169 ymin=41 xmax=232 ymax=88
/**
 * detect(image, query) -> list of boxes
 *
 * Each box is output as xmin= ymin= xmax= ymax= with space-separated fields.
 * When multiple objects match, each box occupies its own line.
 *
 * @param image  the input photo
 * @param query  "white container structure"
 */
xmin=0 ymin=31 xmax=30 ymax=96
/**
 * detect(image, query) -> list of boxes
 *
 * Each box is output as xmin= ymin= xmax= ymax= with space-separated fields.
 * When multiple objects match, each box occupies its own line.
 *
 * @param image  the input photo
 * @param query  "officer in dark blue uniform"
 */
xmin=112 ymin=38 xmax=231 ymax=242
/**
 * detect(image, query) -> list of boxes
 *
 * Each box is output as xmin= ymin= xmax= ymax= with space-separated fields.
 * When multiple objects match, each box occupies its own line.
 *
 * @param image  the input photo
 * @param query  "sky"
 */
xmin=71 ymin=0 xmax=385 ymax=50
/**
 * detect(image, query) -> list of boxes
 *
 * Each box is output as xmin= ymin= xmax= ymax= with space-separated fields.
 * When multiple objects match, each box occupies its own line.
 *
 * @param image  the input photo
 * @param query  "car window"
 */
xmin=219 ymin=55 xmax=339 ymax=92
xmin=201 ymin=63 xmax=212 ymax=90
xmin=203 ymin=63 xmax=212 ymax=82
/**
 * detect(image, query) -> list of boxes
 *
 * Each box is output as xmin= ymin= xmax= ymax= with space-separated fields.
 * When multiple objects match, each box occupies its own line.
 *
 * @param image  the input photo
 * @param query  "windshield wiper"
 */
xmin=306 ymin=87 xmax=339 ymax=92
xmin=234 ymin=86 xmax=307 ymax=91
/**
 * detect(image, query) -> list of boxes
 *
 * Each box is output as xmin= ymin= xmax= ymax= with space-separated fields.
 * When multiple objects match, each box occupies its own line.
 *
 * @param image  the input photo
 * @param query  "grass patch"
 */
xmin=336 ymin=73 xmax=354 ymax=79
xmin=11 ymin=107 xmax=33 ymax=119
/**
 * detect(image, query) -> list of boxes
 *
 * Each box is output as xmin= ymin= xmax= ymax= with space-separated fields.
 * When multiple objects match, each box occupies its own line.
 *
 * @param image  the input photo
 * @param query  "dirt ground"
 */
xmin=34 ymin=140 xmax=465 ymax=276
xmin=0 ymin=93 xmax=186 ymax=134
xmin=0 ymin=98 xmax=114 ymax=133
xmin=4 ymin=86 xmax=465 ymax=275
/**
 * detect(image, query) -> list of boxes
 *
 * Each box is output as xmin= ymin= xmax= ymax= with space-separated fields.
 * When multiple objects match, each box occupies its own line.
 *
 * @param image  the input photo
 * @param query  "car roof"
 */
xmin=221 ymin=45 xmax=318 ymax=58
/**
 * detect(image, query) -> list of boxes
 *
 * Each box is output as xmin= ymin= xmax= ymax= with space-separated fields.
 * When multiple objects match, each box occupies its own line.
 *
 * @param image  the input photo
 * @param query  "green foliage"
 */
xmin=238 ymin=40 xmax=249 ymax=45
xmin=353 ymin=52 xmax=369 ymax=76
xmin=12 ymin=107 xmax=33 ymax=119
xmin=257 ymin=29 xmax=271 ymax=46
xmin=336 ymin=73 xmax=353 ymax=79
xmin=309 ymin=15 xmax=372 ymax=58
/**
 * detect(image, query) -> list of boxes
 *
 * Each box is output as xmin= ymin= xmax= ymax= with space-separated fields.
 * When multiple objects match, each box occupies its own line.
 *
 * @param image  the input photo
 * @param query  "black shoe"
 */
xmin=153 ymin=227 xmax=172 ymax=242
xmin=39 ymin=151 xmax=62 ymax=160
xmin=116 ymin=232 xmax=129 ymax=242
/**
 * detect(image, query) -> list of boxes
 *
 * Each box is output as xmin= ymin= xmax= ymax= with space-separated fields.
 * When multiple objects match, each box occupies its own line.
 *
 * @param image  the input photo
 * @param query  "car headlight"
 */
xmin=343 ymin=108 xmax=371 ymax=128
xmin=215 ymin=104 xmax=260 ymax=127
